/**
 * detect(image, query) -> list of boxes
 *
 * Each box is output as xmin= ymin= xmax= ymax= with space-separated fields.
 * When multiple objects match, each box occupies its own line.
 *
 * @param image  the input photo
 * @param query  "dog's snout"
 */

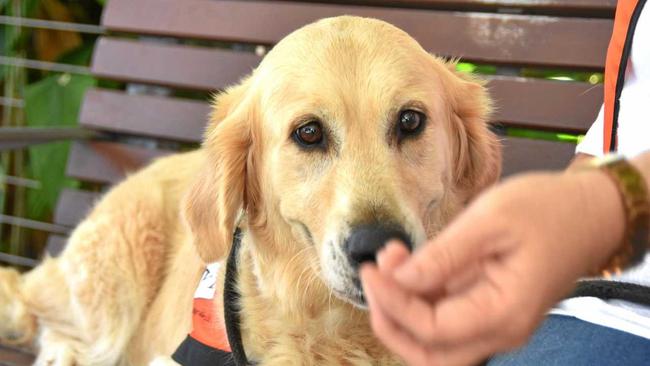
xmin=344 ymin=224 xmax=412 ymax=268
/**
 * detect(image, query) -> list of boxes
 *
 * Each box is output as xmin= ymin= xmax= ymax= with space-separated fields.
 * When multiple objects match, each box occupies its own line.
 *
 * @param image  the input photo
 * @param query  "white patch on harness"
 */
xmin=194 ymin=262 xmax=221 ymax=299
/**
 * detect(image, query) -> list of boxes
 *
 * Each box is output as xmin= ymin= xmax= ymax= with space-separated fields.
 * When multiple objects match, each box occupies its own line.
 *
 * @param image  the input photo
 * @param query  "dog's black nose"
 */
xmin=344 ymin=224 xmax=413 ymax=268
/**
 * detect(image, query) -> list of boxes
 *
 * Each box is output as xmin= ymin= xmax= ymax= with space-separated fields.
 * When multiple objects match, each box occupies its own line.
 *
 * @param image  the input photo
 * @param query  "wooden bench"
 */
xmin=46 ymin=0 xmax=615 ymax=251
xmin=2 ymin=0 xmax=615 ymax=363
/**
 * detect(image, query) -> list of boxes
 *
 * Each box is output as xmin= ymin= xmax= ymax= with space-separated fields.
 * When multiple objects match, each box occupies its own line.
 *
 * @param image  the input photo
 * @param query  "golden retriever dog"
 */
xmin=0 ymin=16 xmax=500 ymax=365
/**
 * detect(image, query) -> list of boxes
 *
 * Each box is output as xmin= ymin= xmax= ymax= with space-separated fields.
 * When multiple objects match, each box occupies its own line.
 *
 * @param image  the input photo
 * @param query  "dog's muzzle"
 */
xmin=344 ymin=223 xmax=413 ymax=269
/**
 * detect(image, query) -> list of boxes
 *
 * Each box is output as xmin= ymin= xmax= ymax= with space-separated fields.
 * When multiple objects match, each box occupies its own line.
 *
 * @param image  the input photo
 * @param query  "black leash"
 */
xmin=568 ymin=279 xmax=650 ymax=306
xmin=223 ymin=228 xmax=255 ymax=366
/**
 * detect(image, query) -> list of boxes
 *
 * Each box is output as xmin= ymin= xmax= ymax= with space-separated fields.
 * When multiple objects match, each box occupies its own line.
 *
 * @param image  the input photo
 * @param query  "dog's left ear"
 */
xmin=446 ymin=66 xmax=502 ymax=201
xmin=183 ymin=79 xmax=256 ymax=263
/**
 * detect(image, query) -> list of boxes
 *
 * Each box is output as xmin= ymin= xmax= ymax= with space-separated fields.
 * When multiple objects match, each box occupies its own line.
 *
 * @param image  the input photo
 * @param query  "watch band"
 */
xmin=590 ymin=155 xmax=650 ymax=277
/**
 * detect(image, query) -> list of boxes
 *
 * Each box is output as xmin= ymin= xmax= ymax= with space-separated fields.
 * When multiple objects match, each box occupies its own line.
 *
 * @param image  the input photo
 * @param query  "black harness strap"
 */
xmin=568 ymin=279 xmax=650 ymax=306
xmin=223 ymin=228 xmax=254 ymax=366
xmin=172 ymin=335 xmax=236 ymax=366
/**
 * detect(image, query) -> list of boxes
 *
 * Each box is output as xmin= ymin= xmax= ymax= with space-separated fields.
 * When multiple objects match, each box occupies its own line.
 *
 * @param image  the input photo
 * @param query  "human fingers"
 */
xmin=368 ymin=302 xmax=501 ymax=366
xmin=419 ymin=333 xmax=511 ymax=366
xmin=372 ymin=254 xmax=532 ymax=348
xmin=378 ymin=240 xmax=447 ymax=303
xmin=363 ymin=265 xmax=507 ymax=366
xmin=393 ymin=212 xmax=501 ymax=294
xmin=376 ymin=241 xmax=410 ymax=274
xmin=363 ymin=260 xmax=501 ymax=346
xmin=362 ymin=265 xmax=435 ymax=366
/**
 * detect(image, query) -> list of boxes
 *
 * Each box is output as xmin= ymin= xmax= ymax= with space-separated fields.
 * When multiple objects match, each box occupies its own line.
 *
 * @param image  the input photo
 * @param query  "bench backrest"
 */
xmin=46 ymin=0 xmax=615 ymax=254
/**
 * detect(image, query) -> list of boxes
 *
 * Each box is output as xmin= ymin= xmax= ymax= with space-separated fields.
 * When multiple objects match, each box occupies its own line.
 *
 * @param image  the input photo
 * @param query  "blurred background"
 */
xmin=1 ymin=0 xmax=103 ymax=266
xmin=0 ymin=0 xmax=606 ymax=268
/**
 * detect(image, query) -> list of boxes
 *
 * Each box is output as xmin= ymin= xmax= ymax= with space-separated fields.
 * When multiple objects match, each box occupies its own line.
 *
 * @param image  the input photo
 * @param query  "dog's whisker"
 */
xmin=282 ymin=246 xmax=312 ymax=275
xmin=295 ymin=265 xmax=314 ymax=296
xmin=302 ymin=273 xmax=320 ymax=303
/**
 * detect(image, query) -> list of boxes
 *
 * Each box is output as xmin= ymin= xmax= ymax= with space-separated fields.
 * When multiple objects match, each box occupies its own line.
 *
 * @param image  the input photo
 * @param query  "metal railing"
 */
xmin=0 ymin=13 xmax=104 ymax=264
xmin=0 ymin=15 xmax=105 ymax=34
xmin=0 ymin=127 xmax=98 ymax=151
xmin=0 ymin=56 xmax=91 ymax=75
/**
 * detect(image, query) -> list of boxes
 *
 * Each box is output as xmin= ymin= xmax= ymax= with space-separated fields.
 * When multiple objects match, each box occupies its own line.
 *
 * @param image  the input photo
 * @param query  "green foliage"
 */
xmin=0 ymin=163 xmax=5 ymax=220
xmin=1 ymin=0 xmax=40 ymax=18
xmin=57 ymin=43 xmax=94 ymax=66
xmin=506 ymin=127 xmax=582 ymax=144
xmin=521 ymin=68 xmax=603 ymax=84
xmin=456 ymin=62 xmax=497 ymax=75
xmin=457 ymin=62 xmax=604 ymax=85
xmin=24 ymin=73 xmax=95 ymax=220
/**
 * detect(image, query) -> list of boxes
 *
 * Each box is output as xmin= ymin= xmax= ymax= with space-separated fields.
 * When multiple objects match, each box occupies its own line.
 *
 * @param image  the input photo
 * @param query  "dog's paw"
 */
xmin=149 ymin=356 xmax=181 ymax=366
xmin=34 ymin=342 xmax=76 ymax=366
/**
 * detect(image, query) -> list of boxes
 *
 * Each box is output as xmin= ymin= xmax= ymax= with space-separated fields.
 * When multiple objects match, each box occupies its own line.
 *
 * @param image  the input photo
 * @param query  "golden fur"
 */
xmin=0 ymin=16 xmax=501 ymax=365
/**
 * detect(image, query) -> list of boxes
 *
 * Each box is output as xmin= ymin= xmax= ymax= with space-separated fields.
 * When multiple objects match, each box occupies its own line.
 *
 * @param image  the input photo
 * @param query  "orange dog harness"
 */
xmin=172 ymin=263 xmax=234 ymax=365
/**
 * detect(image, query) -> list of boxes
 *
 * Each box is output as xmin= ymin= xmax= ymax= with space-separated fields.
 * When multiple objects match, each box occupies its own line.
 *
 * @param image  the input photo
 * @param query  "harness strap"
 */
xmin=568 ymin=279 xmax=650 ymax=306
xmin=224 ymin=228 xmax=255 ymax=366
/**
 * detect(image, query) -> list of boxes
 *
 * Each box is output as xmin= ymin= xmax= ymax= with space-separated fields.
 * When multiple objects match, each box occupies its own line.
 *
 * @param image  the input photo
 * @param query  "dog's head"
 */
xmin=184 ymin=16 xmax=501 ymax=307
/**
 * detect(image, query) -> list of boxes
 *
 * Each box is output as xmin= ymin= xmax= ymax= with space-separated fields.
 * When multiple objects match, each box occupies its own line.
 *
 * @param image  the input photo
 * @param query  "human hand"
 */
xmin=360 ymin=170 xmax=627 ymax=366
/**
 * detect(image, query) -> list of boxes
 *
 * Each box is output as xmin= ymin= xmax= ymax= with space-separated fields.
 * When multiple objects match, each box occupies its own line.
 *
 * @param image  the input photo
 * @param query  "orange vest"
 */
xmin=190 ymin=263 xmax=231 ymax=352
xmin=603 ymin=0 xmax=647 ymax=153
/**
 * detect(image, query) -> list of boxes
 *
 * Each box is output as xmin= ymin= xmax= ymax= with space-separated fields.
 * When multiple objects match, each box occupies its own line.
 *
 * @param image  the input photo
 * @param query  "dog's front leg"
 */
xmin=33 ymin=329 xmax=76 ymax=366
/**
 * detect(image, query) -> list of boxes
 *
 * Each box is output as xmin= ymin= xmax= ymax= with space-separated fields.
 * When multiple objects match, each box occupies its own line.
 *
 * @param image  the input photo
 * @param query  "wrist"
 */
xmin=579 ymin=154 xmax=650 ymax=276
xmin=572 ymin=169 xmax=627 ymax=270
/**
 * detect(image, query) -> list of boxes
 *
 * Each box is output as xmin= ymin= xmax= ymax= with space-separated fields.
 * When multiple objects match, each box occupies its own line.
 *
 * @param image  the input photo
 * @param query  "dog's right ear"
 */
xmin=183 ymin=79 xmax=253 ymax=263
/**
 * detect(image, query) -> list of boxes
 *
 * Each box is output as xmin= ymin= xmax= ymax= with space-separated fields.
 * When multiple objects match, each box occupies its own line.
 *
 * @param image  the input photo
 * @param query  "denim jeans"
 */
xmin=488 ymin=315 xmax=650 ymax=366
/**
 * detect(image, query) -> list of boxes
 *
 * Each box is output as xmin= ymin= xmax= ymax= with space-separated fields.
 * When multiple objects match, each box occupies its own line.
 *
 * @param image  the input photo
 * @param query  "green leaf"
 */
xmin=1 ymin=0 xmax=40 ymax=16
xmin=22 ymin=0 xmax=41 ymax=17
xmin=24 ymin=73 xmax=96 ymax=220
xmin=0 ymin=25 xmax=5 ymax=82
xmin=56 ymin=43 xmax=94 ymax=66
xmin=506 ymin=127 xmax=581 ymax=144
xmin=0 ymin=163 xmax=5 ymax=223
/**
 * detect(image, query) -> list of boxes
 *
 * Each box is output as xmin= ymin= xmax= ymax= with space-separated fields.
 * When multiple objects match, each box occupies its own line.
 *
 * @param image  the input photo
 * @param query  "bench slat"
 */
xmin=101 ymin=0 xmax=611 ymax=69
xmin=0 ymin=345 xmax=35 ymax=366
xmin=66 ymin=139 xmax=572 ymax=186
xmin=45 ymin=235 xmax=69 ymax=257
xmin=304 ymin=1 xmax=616 ymax=15
xmin=80 ymin=88 xmax=209 ymax=142
xmin=91 ymin=38 xmax=602 ymax=133
xmin=66 ymin=141 xmax=173 ymax=184
xmin=91 ymin=38 xmax=260 ymax=91
xmin=488 ymin=76 xmax=601 ymax=133
xmin=80 ymin=83 xmax=598 ymax=142
xmin=54 ymin=188 xmax=98 ymax=227
xmin=501 ymin=138 xmax=576 ymax=177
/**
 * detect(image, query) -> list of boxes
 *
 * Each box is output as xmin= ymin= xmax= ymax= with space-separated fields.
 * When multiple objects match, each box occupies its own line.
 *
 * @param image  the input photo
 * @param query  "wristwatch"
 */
xmin=586 ymin=154 xmax=650 ymax=277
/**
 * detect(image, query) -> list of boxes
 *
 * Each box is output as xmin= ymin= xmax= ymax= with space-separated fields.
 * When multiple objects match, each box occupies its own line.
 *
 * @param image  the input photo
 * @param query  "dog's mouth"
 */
xmin=333 ymin=280 xmax=367 ymax=308
xmin=350 ymin=276 xmax=367 ymax=307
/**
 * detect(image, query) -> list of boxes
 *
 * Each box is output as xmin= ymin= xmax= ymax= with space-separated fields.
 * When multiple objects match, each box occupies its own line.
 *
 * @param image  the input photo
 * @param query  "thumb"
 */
xmin=394 ymin=213 xmax=490 ymax=294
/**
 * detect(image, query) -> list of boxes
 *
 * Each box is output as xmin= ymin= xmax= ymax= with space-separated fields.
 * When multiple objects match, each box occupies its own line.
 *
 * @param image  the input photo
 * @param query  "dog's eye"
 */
xmin=293 ymin=121 xmax=324 ymax=147
xmin=398 ymin=110 xmax=426 ymax=138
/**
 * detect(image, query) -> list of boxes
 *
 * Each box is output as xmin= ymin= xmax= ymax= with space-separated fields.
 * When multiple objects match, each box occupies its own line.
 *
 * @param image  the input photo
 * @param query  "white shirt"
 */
xmin=554 ymin=4 xmax=650 ymax=339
